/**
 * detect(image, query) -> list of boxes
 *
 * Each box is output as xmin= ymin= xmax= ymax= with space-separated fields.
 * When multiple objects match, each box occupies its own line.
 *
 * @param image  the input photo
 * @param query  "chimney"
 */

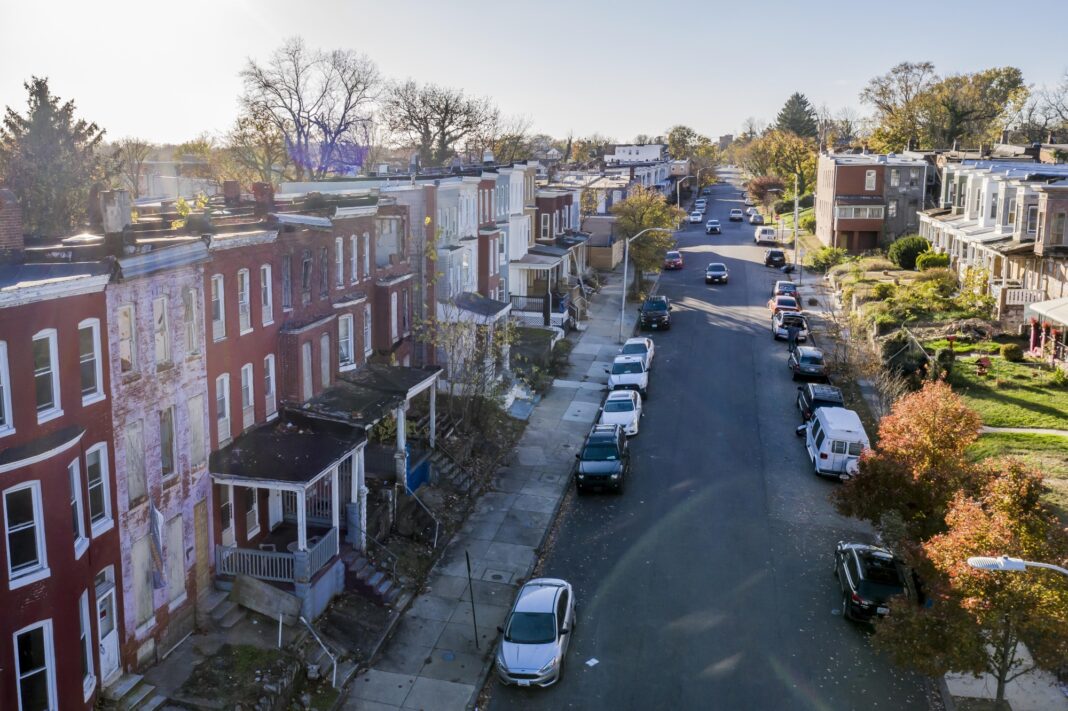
xmin=1000 ymin=128 xmax=1011 ymax=145
xmin=482 ymin=149 xmax=495 ymax=165
xmin=0 ymin=188 xmax=24 ymax=260
xmin=252 ymin=182 xmax=275 ymax=216
xmin=223 ymin=180 xmax=241 ymax=206
xmin=99 ymin=189 xmax=132 ymax=234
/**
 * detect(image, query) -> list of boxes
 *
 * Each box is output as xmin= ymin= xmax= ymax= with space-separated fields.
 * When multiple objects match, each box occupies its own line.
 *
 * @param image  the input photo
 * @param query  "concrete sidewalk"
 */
xmin=342 ymin=269 xmax=638 ymax=711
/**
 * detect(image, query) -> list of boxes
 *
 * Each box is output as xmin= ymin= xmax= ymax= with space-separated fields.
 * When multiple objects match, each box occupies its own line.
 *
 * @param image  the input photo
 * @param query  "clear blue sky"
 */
xmin=2 ymin=0 xmax=1066 ymax=145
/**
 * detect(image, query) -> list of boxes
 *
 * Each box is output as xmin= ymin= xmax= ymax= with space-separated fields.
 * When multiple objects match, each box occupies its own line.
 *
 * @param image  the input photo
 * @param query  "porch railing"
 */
xmin=217 ymin=544 xmax=295 ymax=582
xmin=1005 ymin=288 xmax=1045 ymax=306
xmin=309 ymin=527 xmax=339 ymax=577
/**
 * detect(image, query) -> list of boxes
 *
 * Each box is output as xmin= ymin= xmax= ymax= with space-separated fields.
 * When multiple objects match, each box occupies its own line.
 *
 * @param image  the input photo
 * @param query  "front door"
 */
xmin=96 ymin=584 xmax=120 ymax=683
xmin=268 ymin=489 xmax=283 ymax=531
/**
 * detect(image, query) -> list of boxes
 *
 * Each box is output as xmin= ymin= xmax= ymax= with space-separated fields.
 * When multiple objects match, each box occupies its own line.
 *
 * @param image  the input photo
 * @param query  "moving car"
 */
xmin=788 ymin=345 xmax=828 ymax=381
xmin=599 ymin=389 xmax=643 ymax=436
xmin=701 ymin=188 xmax=711 ymax=195
xmin=729 ymin=209 xmax=744 ymax=221
xmin=744 ymin=197 xmax=755 ymax=207
xmin=797 ymin=406 xmax=869 ymax=480
xmin=619 ymin=336 xmax=655 ymax=370
xmin=771 ymin=311 xmax=808 ymax=341
xmin=705 ymin=263 xmax=729 ymax=284
xmin=574 ymin=423 xmax=630 ymax=493
xmin=753 ymin=226 xmax=777 ymax=243
xmin=496 ymin=578 xmax=576 ymax=686
xmin=688 ymin=211 xmax=703 ymax=223
xmin=705 ymin=219 xmax=721 ymax=234
xmin=767 ymin=294 xmax=800 ymax=315
xmin=638 ymin=295 xmax=672 ymax=330
xmin=834 ymin=542 xmax=909 ymax=622
xmin=748 ymin=213 xmax=765 ymax=225
xmin=607 ymin=355 xmax=649 ymax=397
xmin=694 ymin=199 xmax=707 ymax=210
xmin=745 ymin=207 xmax=756 ymax=216
xmin=796 ymin=383 xmax=844 ymax=421
xmin=764 ymin=249 xmax=786 ymax=268
xmin=773 ymin=280 xmax=798 ymax=297
xmin=663 ymin=250 xmax=684 ymax=270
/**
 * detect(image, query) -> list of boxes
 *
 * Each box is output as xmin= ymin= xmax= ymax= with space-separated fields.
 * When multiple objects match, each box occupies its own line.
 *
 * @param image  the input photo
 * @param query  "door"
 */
xmin=268 ymin=489 xmax=283 ymax=531
xmin=220 ymin=485 xmax=235 ymax=547
xmin=830 ymin=440 xmax=847 ymax=473
xmin=96 ymin=584 xmax=120 ymax=683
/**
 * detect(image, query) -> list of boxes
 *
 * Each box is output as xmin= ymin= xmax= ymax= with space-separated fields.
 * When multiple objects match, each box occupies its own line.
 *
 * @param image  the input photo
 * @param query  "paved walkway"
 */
xmin=342 ymin=269 xmax=637 ymax=711
xmin=981 ymin=425 xmax=1068 ymax=437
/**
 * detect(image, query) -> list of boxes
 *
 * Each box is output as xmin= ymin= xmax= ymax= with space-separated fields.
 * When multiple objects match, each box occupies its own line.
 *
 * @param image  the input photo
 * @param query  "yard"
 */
xmin=968 ymin=432 xmax=1068 ymax=522
xmin=947 ymin=356 xmax=1068 ymax=430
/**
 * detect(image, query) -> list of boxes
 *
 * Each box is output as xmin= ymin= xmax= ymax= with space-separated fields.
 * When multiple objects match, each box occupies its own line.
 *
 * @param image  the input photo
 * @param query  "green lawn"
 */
xmin=923 ymin=338 xmax=1003 ymax=356
xmin=968 ymin=432 xmax=1068 ymax=521
xmin=948 ymin=357 xmax=1068 ymax=430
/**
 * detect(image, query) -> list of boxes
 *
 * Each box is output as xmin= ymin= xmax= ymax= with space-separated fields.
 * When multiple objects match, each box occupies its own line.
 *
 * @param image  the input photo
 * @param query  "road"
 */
xmin=486 ymin=174 xmax=926 ymax=710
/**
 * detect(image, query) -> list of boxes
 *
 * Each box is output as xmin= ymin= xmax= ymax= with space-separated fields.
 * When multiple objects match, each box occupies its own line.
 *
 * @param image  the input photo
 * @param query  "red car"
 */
xmin=663 ymin=250 xmax=684 ymax=270
xmin=768 ymin=295 xmax=801 ymax=315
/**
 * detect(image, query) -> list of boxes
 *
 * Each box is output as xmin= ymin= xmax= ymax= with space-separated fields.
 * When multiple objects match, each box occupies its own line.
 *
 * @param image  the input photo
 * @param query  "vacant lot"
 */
xmin=948 ymin=357 xmax=1068 ymax=430
xmin=969 ymin=432 xmax=1068 ymax=521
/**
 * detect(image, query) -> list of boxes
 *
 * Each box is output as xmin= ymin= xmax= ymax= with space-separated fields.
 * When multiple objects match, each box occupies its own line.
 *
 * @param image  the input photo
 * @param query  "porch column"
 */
xmin=346 ymin=448 xmax=367 ymax=551
xmin=296 ymin=488 xmax=308 ymax=551
xmin=395 ymin=402 xmax=409 ymax=490
xmin=429 ymin=387 xmax=437 ymax=449
xmin=330 ymin=466 xmax=340 ymax=556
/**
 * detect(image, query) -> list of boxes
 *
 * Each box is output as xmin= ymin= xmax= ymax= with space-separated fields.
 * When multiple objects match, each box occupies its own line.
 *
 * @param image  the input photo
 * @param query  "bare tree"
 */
xmin=240 ymin=37 xmax=381 ymax=180
xmin=223 ymin=107 xmax=291 ymax=185
xmin=383 ymin=79 xmax=498 ymax=166
xmin=468 ymin=113 xmax=533 ymax=164
xmin=114 ymin=137 xmax=152 ymax=198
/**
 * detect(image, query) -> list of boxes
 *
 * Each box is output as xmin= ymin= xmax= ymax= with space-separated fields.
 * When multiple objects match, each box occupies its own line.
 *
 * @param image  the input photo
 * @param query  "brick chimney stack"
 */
xmin=0 ymin=188 xmax=24 ymax=260
xmin=252 ymin=182 xmax=275 ymax=216
xmin=223 ymin=180 xmax=241 ymax=206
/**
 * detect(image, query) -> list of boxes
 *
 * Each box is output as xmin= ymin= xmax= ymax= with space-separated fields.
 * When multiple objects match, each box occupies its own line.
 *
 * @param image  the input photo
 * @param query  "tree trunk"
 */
xmin=631 ymin=265 xmax=644 ymax=299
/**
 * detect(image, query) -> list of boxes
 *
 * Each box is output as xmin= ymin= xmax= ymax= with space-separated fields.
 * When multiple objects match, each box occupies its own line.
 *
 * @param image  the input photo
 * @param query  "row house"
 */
xmin=0 ymin=192 xmax=122 ymax=710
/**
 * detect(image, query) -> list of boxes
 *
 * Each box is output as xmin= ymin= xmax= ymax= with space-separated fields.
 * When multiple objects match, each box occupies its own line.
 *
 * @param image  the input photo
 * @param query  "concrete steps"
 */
xmin=101 ymin=674 xmax=168 ymax=711
xmin=344 ymin=552 xmax=405 ymax=607
xmin=429 ymin=450 xmax=475 ymax=494
xmin=205 ymin=590 xmax=246 ymax=630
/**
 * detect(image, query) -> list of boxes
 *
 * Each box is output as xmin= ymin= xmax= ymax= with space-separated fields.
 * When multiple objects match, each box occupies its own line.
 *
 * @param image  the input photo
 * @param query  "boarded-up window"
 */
xmin=160 ymin=407 xmax=175 ymax=479
xmin=132 ymin=536 xmax=153 ymax=625
xmin=125 ymin=420 xmax=146 ymax=505
xmin=166 ymin=515 xmax=185 ymax=603
xmin=188 ymin=395 xmax=206 ymax=467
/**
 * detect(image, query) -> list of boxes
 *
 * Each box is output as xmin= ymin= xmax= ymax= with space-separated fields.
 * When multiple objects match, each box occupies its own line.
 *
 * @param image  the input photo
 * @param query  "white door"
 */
xmin=96 ymin=585 xmax=120 ymax=683
xmin=268 ymin=489 xmax=283 ymax=531
xmin=220 ymin=485 xmax=235 ymax=547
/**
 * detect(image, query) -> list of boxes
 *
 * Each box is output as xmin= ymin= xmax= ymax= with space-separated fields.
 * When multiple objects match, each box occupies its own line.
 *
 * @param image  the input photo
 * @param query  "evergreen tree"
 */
xmin=775 ymin=92 xmax=819 ymax=139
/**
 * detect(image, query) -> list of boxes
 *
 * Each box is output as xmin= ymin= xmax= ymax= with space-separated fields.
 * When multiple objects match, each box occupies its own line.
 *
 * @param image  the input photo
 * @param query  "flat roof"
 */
xmin=817 ymin=407 xmax=867 ymax=437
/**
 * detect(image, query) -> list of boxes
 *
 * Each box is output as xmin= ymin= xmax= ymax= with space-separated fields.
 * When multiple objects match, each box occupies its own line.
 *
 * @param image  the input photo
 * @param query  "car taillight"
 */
xmin=819 ymin=453 xmax=828 ymax=459
xmin=851 ymin=592 xmax=870 ymax=606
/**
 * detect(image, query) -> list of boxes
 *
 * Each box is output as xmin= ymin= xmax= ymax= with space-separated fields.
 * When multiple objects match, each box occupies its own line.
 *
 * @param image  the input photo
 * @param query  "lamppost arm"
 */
xmin=619 ymin=227 xmax=674 ymax=343
xmin=967 ymin=555 xmax=1068 ymax=578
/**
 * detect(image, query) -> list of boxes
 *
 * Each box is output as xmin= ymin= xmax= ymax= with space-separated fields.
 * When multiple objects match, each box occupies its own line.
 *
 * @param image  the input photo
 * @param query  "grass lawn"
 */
xmin=969 ymin=432 xmax=1068 ymax=521
xmin=779 ymin=206 xmax=813 ymax=231
xmin=923 ymin=338 xmax=1003 ymax=356
xmin=948 ymin=357 xmax=1068 ymax=430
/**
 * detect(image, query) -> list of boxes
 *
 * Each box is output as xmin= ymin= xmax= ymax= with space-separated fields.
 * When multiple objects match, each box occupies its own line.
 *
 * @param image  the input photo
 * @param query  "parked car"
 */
xmin=705 ymin=263 xmax=729 ymax=284
xmin=607 ymin=355 xmax=649 ymax=397
xmin=574 ymin=423 xmax=630 ymax=493
xmin=695 ymin=199 xmax=707 ymax=210
xmin=638 ymin=295 xmax=672 ymax=330
xmin=688 ymin=211 xmax=703 ymax=224
xmin=496 ymin=578 xmax=576 ymax=686
xmin=663 ymin=250 xmax=684 ymax=270
xmin=788 ymin=345 xmax=828 ymax=381
xmin=744 ymin=197 xmax=755 ymax=207
xmin=753 ymin=226 xmax=777 ymax=243
xmin=745 ymin=207 xmax=756 ymax=216
xmin=773 ymin=280 xmax=798 ymax=297
xmin=796 ymin=383 xmax=844 ymax=421
xmin=701 ymin=188 xmax=712 ymax=195
xmin=705 ymin=219 xmax=721 ymax=234
xmin=619 ymin=336 xmax=655 ymax=370
xmin=764 ymin=249 xmax=786 ymax=268
xmin=834 ymin=542 xmax=910 ymax=622
xmin=796 ymin=406 xmax=869 ymax=480
xmin=729 ymin=209 xmax=744 ymax=221
xmin=749 ymin=213 xmax=765 ymax=225
xmin=599 ymin=389 xmax=643 ymax=436
xmin=771 ymin=311 xmax=808 ymax=341
xmin=767 ymin=294 xmax=800 ymax=315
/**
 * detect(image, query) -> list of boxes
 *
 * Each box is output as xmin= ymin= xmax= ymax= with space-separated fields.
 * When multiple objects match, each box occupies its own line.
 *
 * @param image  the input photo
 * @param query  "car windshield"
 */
xmin=707 ymin=264 xmax=726 ymax=272
xmin=769 ymin=251 xmax=784 ymax=258
xmin=505 ymin=611 xmax=556 ymax=644
xmin=621 ymin=344 xmax=647 ymax=356
xmin=582 ymin=443 xmax=619 ymax=461
xmin=848 ymin=442 xmax=864 ymax=456
xmin=612 ymin=361 xmax=644 ymax=374
xmin=858 ymin=557 xmax=906 ymax=601
xmin=666 ymin=251 xmax=680 ymax=259
xmin=604 ymin=399 xmax=634 ymax=413
xmin=800 ymin=353 xmax=823 ymax=365
xmin=778 ymin=297 xmax=797 ymax=307
xmin=643 ymin=300 xmax=668 ymax=312
xmin=778 ymin=283 xmax=797 ymax=292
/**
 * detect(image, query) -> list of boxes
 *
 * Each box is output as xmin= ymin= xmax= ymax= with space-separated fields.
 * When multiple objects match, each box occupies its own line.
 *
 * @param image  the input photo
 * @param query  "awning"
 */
xmin=1026 ymin=296 xmax=1068 ymax=328
xmin=511 ymin=253 xmax=562 ymax=271
xmin=445 ymin=292 xmax=511 ymax=323
xmin=990 ymin=240 xmax=1038 ymax=256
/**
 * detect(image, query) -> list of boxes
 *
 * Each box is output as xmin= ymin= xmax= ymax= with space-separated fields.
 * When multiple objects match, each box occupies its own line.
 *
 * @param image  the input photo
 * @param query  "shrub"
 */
xmin=808 ymin=246 xmax=847 ymax=272
xmin=913 ymin=268 xmax=958 ymax=294
xmin=799 ymin=214 xmax=816 ymax=233
xmin=798 ymin=194 xmax=814 ymax=209
xmin=887 ymin=235 xmax=931 ymax=270
xmin=1001 ymin=343 xmax=1023 ymax=362
xmin=871 ymin=282 xmax=896 ymax=300
xmin=915 ymin=250 xmax=950 ymax=271
xmin=936 ymin=348 xmax=956 ymax=365
xmin=1052 ymin=367 xmax=1068 ymax=388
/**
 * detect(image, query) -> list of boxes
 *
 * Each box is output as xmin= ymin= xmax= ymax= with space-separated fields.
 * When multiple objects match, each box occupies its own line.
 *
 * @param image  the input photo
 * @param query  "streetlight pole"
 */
xmin=619 ymin=227 xmax=674 ymax=343
xmin=968 ymin=555 xmax=1068 ymax=579
xmin=676 ymin=175 xmax=694 ymax=209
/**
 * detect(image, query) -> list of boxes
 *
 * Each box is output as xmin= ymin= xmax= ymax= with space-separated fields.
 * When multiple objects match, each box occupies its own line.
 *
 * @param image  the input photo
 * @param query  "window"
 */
xmin=264 ymin=355 xmax=277 ymax=418
xmin=335 ymin=237 xmax=344 ymax=286
xmin=79 ymin=590 xmax=95 ymax=697
xmin=889 ymin=168 xmax=899 ymax=187
xmin=160 ymin=407 xmax=175 ymax=479
xmin=166 ymin=515 xmax=185 ymax=604
xmin=78 ymin=319 xmax=104 ymax=404
xmin=281 ymin=255 xmax=293 ymax=310
xmin=319 ymin=248 xmax=329 ymax=299
xmin=989 ymin=194 xmax=998 ymax=219
xmin=219 ymin=486 xmax=233 ymax=543
xmin=240 ymin=363 xmax=254 ymax=430
xmin=260 ymin=264 xmax=273 ymax=326
xmin=831 ymin=440 xmax=848 ymax=455
xmin=86 ymin=444 xmax=111 ymax=534
xmin=1026 ymin=205 xmax=1039 ymax=235
xmin=301 ymin=342 xmax=313 ymax=401
xmin=237 ymin=268 xmax=251 ymax=334
xmin=339 ymin=315 xmax=354 ymax=368
xmin=126 ymin=419 xmax=146 ymax=505
xmin=5 ymin=482 xmax=47 ymax=585
xmin=350 ymin=235 xmax=358 ymax=282
xmin=245 ymin=488 xmax=260 ymax=539
xmin=909 ymin=167 xmax=920 ymax=186
xmin=1007 ymin=198 xmax=1017 ymax=227
xmin=14 ymin=621 xmax=56 ymax=711
xmin=363 ymin=304 xmax=373 ymax=355
xmin=118 ymin=305 xmax=137 ymax=373
xmin=362 ymin=234 xmax=370 ymax=277
xmin=0 ymin=341 xmax=11 ymax=435
xmin=183 ymin=288 xmax=200 ymax=355
xmin=301 ymin=250 xmax=313 ymax=304
xmin=888 ymin=200 xmax=897 ymax=218
xmin=320 ymin=333 xmax=331 ymax=388
xmin=1054 ymin=212 xmax=1067 ymax=245
xmin=402 ymin=290 xmax=410 ymax=334
xmin=69 ymin=459 xmax=87 ymax=557
xmin=390 ymin=292 xmax=399 ymax=343
xmin=152 ymin=296 xmax=171 ymax=366
xmin=216 ymin=374 xmax=231 ymax=445
xmin=541 ymin=213 xmax=549 ymax=238
xmin=188 ymin=395 xmax=206 ymax=467
xmin=211 ymin=274 xmax=226 ymax=341
xmin=864 ymin=170 xmax=876 ymax=191
xmin=32 ymin=330 xmax=60 ymax=422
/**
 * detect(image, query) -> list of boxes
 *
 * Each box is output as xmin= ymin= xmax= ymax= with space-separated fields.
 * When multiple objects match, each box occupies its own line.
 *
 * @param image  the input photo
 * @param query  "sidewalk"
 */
xmin=342 ymin=269 xmax=637 ymax=711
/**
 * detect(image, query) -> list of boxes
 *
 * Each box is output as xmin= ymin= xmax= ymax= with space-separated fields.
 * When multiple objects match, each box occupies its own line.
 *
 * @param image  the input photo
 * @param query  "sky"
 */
xmin=2 ymin=0 xmax=1067 ymax=146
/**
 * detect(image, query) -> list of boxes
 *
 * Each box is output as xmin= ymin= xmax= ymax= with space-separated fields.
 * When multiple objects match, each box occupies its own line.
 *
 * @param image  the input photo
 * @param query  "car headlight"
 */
xmin=577 ymin=473 xmax=585 ymax=479
xmin=538 ymin=657 xmax=559 ymax=674
xmin=610 ymin=472 xmax=621 ymax=480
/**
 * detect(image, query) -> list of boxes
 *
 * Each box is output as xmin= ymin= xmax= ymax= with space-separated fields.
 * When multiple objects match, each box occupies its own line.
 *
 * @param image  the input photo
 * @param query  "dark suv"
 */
xmin=764 ymin=249 xmax=786 ymax=268
xmin=834 ymin=542 xmax=910 ymax=622
xmin=574 ymin=424 xmax=630 ymax=494
xmin=796 ymin=383 xmax=844 ymax=421
xmin=638 ymin=295 xmax=672 ymax=330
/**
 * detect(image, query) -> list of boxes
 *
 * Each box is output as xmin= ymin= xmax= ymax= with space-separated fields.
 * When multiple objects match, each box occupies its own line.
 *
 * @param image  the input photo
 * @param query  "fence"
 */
xmin=217 ymin=545 xmax=295 ymax=583
xmin=308 ymin=527 xmax=339 ymax=576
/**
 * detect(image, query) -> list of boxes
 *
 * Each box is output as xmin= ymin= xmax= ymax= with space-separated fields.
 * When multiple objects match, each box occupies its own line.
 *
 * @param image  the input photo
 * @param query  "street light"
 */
xmin=967 ymin=555 xmax=1068 ymax=578
xmin=676 ymin=176 xmax=695 ymax=208
xmin=619 ymin=227 xmax=675 ymax=343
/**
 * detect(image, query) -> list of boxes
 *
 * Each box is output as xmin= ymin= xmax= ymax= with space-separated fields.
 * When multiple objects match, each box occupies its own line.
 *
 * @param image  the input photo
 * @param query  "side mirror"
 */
xmin=575 ymin=453 xmax=581 ymax=460
xmin=603 ymin=367 xmax=610 ymax=374
xmin=797 ymin=386 xmax=804 ymax=392
xmin=497 ymin=625 xmax=504 ymax=634
xmin=795 ymin=425 xmax=807 ymax=437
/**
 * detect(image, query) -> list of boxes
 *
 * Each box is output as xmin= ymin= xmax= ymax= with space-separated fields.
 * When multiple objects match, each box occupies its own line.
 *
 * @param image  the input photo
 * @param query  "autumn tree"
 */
xmin=383 ymin=79 xmax=498 ymax=166
xmin=0 ymin=77 xmax=110 ymax=237
xmin=775 ymin=92 xmax=819 ymax=139
xmin=745 ymin=175 xmax=784 ymax=204
xmin=223 ymin=108 xmax=292 ymax=186
xmin=610 ymin=185 xmax=683 ymax=297
xmin=468 ymin=113 xmax=533 ymax=164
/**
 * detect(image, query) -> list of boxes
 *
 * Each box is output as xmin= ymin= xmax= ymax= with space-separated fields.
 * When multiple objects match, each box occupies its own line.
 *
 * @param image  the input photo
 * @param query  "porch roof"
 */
xmin=454 ymin=291 xmax=511 ymax=320
xmin=299 ymin=365 xmax=441 ymax=428
xmin=512 ymin=253 xmax=561 ymax=271
xmin=1026 ymin=296 xmax=1068 ymax=328
xmin=530 ymin=244 xmax=569 ymax=258
xmin=209 ymin=413 xmax=364 ymax=490
xmin=991 ymin=240 xmax=1039 ymax=256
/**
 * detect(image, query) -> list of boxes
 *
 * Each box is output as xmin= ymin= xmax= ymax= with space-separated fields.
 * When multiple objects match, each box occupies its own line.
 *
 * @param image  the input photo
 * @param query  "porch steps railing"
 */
xmin=217 ymin=544 xmax=295 ymax=583
xmin=341 ymin=548 xmax=405 ymax=608
xmin=309 ymin=527 xmax=339 ymax=577
xmin=429 ymin=448 xmax=476 ymax=494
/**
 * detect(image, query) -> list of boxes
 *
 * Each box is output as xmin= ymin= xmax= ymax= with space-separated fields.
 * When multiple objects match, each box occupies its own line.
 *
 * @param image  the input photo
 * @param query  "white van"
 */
xmin=797 ymin=407 xmax=869 ymax=480
xmin=754 ymin=226 xmax=778 ymax=244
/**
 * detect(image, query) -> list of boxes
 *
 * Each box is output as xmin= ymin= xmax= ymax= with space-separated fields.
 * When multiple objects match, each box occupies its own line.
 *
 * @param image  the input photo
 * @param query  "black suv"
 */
xmin=834 ymin=542 xmax=910 ymax=622
xmin=574 ymin=424 xmax=630 ymax=494
xmin=638 ymin=295 xmax=672 ymax=330
xmin=764 ymin=249 xmax=786 ymax=268
xmin=796 ymin=383 xmax=844 ymax=421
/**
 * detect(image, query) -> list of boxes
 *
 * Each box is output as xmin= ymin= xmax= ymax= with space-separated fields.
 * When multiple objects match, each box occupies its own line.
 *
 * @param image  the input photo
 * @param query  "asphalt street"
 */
xmin=486 ymin=175 xmax=927 ymax=710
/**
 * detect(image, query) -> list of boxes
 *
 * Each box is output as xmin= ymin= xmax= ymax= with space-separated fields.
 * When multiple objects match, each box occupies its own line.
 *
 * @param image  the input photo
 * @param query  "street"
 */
xmin=486 ymin=177 xmax=926 ymax=710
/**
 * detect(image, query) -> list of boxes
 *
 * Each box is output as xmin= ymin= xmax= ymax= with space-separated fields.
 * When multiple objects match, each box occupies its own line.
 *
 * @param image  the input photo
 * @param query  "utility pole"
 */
xmin=793 ymin=172 xmax=801 ymax=279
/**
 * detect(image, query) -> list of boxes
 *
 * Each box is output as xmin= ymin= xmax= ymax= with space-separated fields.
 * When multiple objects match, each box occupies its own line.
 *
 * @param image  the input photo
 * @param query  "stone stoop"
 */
xmin=100 ymin=673 xmax=168 ymax=711
xmin=340 ymin=549 xmax=405 ymax=608
xmin=203 ymin=589 xmax=246 ymax=630
xmin=299 ymin=628 xmax=358 ymax=689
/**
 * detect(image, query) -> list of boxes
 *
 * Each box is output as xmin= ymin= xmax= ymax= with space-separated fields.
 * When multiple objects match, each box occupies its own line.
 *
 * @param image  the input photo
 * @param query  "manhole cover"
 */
xmin=491 ymin=573 xmax=503 ymax=581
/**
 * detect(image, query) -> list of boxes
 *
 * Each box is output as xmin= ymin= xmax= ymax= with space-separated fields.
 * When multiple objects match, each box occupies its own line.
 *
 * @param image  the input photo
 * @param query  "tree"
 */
xmin=919 ymin=68 xmax=1028 ymax=148
xmin=469 ymin=113 xmax=533 ymax=164
xmin=666 ymin=125 xmax=700 ymax=159
xmin=861 ymin=61 xmax=937 ymax=151
xmin=745 ymin=175 xmax=785 ymax=204
xmin=113 ymin=137 xmax=152 ymax=198
xmin=665 ymin=125 xmax=720 ymax=189
xmin=834 ymin=380 xmax=987 ymax=542
xmin=241 ymin=37 xmax=381 ymax=180
xmin=0 ymin=77 xmax=110 ymax=237
xmin=576 ymin=187 xmax=599 ymax=231
xmin=888 ymin=235 xmax=931 ymax=270
xmin=762 ymin=130 xmax=817 ymax=195
xmin=383 ymin=79 xmax=497 ymax=166
xmin=223 ymin=108 xmax=292 ymax=186
xmin=610 ymin=185 xmax=684 ymax=297
xmin=775 ymin=92 xmax=819 ymax=139
xmin=174 ymin=133 xmax=221 ymax=183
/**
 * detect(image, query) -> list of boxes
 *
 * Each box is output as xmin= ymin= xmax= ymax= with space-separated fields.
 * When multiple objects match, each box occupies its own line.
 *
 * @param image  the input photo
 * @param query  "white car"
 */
xmin=599 ymin=390 xmax=643 ymax=436
xmin=607 ymin=355 xmax=649 ymax=398
xmin=496 ymin=578 xmax=576 ymax=688
xmin=619 ymin=336 xmax=655 ymax=370
xmin=694 ymin=199 xmax=707 ymax=210
xmin=729 ymin=209 xmax=744 ymax=221
xmin=688 ymin=211 xmax=703 ymax=223
xmin=745 ymin=207 xmax=757 ymax=216
xmin=772 ymin=311 xmax=809 ymax=341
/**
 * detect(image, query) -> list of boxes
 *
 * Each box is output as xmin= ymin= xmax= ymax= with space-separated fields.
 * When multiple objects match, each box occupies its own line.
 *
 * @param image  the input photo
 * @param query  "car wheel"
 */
xmin=640 ymin=388 xmax=648 ymax=400
xmin=616 ymin=477 xmax=625 ymax=495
